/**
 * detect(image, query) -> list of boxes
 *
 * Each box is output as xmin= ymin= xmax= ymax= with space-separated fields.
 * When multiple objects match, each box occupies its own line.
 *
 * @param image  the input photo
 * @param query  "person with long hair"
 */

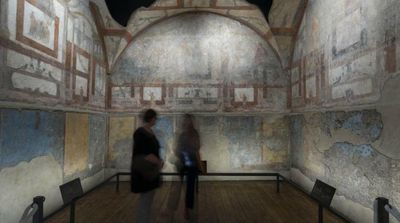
xmin=176 ymin=114 xmax=204 ymax=220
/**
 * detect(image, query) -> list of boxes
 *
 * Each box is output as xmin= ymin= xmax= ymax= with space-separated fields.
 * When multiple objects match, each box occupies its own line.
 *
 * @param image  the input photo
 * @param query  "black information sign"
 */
xmin=59 ymin=178 xmax=83 ymax=205
xmin=310 ymin=179 xmax=336 ymax=207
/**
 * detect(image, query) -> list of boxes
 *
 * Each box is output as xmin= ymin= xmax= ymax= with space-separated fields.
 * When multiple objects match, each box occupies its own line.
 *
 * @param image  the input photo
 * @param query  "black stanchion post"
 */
xmin=32 ymin=196 xmax=45 ymax=223
xmin=318 ymin=204 xmax=323 ymax=223
xmin=70 ymin=200 xmax=76 ymax=223
xmin=116 ymin=174 xmax=120 ymax=192
xmin=375 ymin=197 xmax=389 ymax=223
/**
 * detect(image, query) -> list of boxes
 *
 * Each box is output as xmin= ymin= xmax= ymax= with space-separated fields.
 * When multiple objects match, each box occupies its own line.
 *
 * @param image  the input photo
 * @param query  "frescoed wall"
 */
xmin=0 ymin=1 xmax=292 ymax=222
xmin=268 ymin=0 xmax=307 ymax=66
xmin=288 ymin=0 xmax=400 ymax=222
xmin=64 ymin=113 xmax=89 ymax=177
xmin=290 ymin=107 xmax=400 ymax=223
xmin=0 ymin=109 xmax=108 ymax=223
xmin=111 ymin=12 xmax=288 ymax=113
xmin=0 ymin=0 xmax=108 ymax=111
xmin=289 ymin=0 xmax=400 ymax=110
xmin=0 ymin=109 xmax=66 ymax=223
xmin=107 ymin=114 xmax=290 ymax=174
xmin=107 ymin=9 xmax=291 ymax=177
xmin=0 ymin=1 xmax=111 ymax=220
xmin=107 ymin=116 xmax=135 ymax=170
xmin=108 ymin=0 xmax=282 ymax=70
xmin=2 ymin=0 xmax=400 ymax=223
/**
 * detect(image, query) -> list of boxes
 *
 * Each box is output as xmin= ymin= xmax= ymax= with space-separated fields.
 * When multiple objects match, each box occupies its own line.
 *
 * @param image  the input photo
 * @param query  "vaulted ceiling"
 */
xmin=96 ymin=0 xmax=308 ymax=71
xmin=105 ymin=0 xmax=274 ymax=26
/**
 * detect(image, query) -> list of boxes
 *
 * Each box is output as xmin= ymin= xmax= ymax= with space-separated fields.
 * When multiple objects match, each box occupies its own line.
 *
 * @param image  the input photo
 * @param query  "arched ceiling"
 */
xmin=91 ymin=0 xmax=308 ymax=72
xmin=110 ymin=12 xmax=288 ymax=112
xmin=105 ymin=0 xmax=273 ymax=26
xmin=110 ymin=0 xmax=283 ymax=71
xmin=112 ymin=12 xmax=284 ymax=84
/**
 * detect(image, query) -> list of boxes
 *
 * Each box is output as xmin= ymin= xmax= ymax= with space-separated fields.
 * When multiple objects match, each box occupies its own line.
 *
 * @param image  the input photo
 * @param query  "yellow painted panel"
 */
xmin=262 ymin=146 xmax=288 ymax=163
xmin=64 ymin=113 xmax=89 ymax=176
xmin=108 ymin=116 xmax=135 ymax=161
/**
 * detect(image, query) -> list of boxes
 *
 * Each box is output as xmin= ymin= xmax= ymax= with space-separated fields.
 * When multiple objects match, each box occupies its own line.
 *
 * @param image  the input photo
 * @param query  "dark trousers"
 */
xmin=185 ymin=166 xmax=198 ymax=209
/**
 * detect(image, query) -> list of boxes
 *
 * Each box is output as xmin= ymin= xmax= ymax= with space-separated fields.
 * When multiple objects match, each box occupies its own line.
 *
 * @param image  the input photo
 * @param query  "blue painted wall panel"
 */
xmin=88 ymin=114 xmax=107 ymax=172
xmin=0 ymin=109 xmax=65 ymax=169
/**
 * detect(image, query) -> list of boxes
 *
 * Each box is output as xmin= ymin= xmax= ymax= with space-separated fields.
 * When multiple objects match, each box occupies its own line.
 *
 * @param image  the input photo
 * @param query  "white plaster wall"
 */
xmin=0 ymin=158 xmax=106 ymax=223
xmin=290 ymin=168 xmax=374 ymax=223
xmin=81 ymin=170 xmax=105 ymax=193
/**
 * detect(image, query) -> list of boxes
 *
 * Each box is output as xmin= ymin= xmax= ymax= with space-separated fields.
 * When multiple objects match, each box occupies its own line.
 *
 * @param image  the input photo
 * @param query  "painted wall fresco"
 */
xmin=109 ymin=0 xmax=282 ymax=70
xmin=5 ymin=1 xmax=400 ymax=223
xmin=0 ymin=108 xmax=108 ymax=223
xmin=222 ymin=115 xmax=289 ymax=170
xmin=290 ymin=109 xmax=400 ymax=223
xmin=88 ymin=114 xmax=107 ymax=175
xmin=0 ymin=0 xmax=107 ymax=111
xmin=290 ymin=0 xmax=400 ymax=110
xmin=63 ymin=112 xmax=108 ymax=182
xmin=0 ymin=109 xmax=64 ymax=170
xmin=86 ymin=0 xmax=283 ymax=72
xmin=64 ymin=113 xmax=89 ymax=177
xmin=9 ymin=1 xmax=320 ymax=222
xmin=0 ymin=109 xmax=65 ymax=223
xmin=108 ymin=114 xmax=290 ymax=173
xmin=269 ymin=0 xmax=302 ymax=29
xmin=288 ymin=2 xmax=400 ymax=222
xmin=107 ymin=116 xmax=135 ymax=169
xmin=267 ymin=0 xmax=306 ymax=67
xmin=111 ymin=12 xmax=288 ymax=113
xmin=88 ymin=0 xmax=127 ymax=71
xmin=128 ymin=0 xmax=269 ymax=41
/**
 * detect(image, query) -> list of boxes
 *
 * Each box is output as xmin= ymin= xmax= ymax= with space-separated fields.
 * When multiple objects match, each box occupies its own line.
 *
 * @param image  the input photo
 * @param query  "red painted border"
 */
xmin=16 ymin=0 xmax=60 ymax=58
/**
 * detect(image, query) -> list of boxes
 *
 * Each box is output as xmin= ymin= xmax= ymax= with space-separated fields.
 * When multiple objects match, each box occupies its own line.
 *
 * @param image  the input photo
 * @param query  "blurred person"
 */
xmin=131 ymin=109 xmax=163 ymax=223
xmin=176 ymin=114 xmax=204 ymax=221
xmin=160 ymin=157 xmax=184 ymax=223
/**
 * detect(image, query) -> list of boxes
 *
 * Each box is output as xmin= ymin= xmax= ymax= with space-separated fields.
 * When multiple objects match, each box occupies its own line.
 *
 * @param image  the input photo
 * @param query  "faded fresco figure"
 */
xmin=28 ymin=11 xmax=50 ymax=43
xmin=177 ymin=114 xmax=204 ymax=221
xmin=131 ymin=109 xmax=163 ymax=223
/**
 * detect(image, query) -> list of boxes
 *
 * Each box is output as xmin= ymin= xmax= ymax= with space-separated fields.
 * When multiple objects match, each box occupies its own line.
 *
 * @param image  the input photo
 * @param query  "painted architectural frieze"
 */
xmin=110 ymin=12 xmax=288 ymax=113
